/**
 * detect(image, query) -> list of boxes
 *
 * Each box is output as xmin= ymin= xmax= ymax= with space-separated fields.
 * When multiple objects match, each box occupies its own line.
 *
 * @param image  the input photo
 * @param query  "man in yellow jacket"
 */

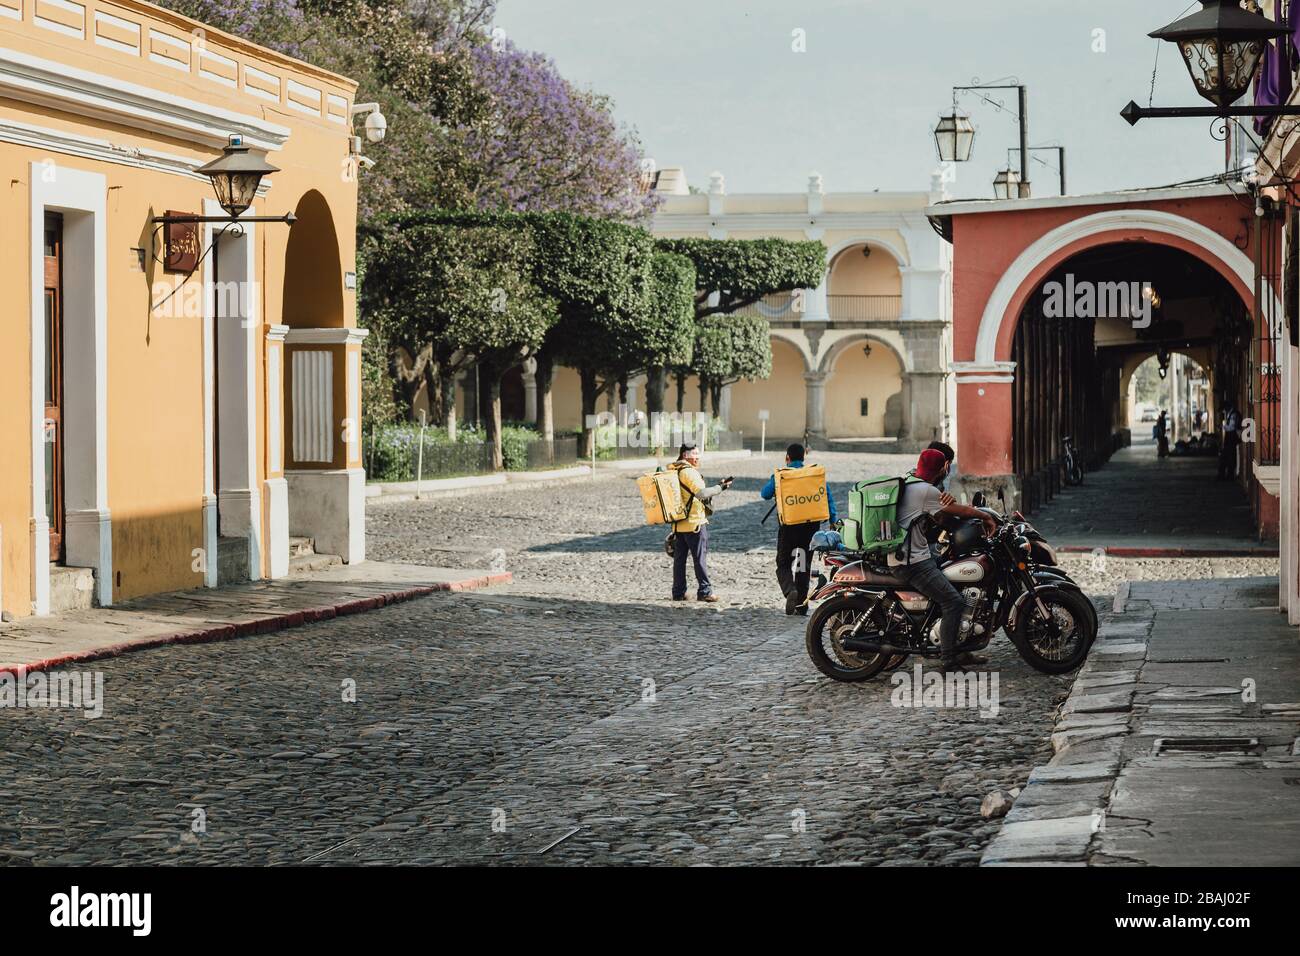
xmin=668 ymin=443 xmax=733 ymax=602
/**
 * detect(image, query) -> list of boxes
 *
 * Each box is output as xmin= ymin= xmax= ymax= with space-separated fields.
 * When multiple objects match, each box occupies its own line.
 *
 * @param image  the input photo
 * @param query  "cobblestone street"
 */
xmin=0 ymin=452 xmax=1278 ymax=865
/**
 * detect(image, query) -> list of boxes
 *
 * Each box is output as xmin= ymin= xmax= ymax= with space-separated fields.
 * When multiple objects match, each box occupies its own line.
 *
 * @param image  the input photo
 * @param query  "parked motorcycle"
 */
xmin=804 ymin=514 xmax=1097 ymax=682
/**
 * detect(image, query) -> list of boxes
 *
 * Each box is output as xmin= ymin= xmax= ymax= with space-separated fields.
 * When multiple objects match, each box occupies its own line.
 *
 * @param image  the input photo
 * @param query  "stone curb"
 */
xmin=1058 ymin=546 xmax=1278 ymax=558
xmin=980 ymin=605 xmax=1153 ymax=867
xmin=0 ymin=571 xmax=512 ymax=679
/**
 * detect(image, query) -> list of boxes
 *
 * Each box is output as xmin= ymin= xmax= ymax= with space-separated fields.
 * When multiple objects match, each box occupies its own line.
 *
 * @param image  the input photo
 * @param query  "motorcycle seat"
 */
xmin=857 ymin=566 xmax=910 ymax=587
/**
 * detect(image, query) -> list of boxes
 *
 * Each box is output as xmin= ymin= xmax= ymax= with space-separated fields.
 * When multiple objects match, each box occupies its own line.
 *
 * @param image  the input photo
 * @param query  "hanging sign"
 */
xmin=164 ymin=211 xmax=200 ymax=274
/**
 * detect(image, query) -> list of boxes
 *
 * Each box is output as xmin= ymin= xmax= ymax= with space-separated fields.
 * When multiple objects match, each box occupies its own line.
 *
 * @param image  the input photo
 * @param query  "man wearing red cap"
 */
xmin=890 ymin=448 xmax=997 ymax=671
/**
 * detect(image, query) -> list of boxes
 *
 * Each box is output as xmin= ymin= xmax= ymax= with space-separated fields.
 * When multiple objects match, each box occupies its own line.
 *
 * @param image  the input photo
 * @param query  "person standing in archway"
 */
xmin=1155 ymin=410 xmax=1170 ymax=458
xmin=1218 ymin=404 xmax=1242 ymax=480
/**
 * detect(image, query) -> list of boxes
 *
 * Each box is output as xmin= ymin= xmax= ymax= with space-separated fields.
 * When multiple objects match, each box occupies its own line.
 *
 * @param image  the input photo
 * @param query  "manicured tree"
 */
xmin=361 ymin=217 xmax=557 ymax=469
xmin=655 ymin=236 xmax=828 ymax=320
xmin=522 ymin=214 xmax=654 ymax=454
xmin=692 ymin=315 xmax=774 ymax=418
xmin=624 ymin=251 xmax=696 ymax=421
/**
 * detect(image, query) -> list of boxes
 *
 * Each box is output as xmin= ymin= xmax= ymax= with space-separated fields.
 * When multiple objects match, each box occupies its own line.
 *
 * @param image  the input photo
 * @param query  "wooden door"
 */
xmin=43 ymin=213 xmax=64 ymax=562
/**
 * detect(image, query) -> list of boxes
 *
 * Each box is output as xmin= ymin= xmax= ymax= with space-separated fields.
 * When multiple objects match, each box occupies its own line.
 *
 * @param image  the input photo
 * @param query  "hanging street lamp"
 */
xmin=152 ymin=134 xmax=297 ymax=231
xmin=196 ymin=134 xmax=282 ymax=218
xmin=992 ymin=167 xmax=1023 ymax=200
xmin=1121 ymin=0 xmax=1294 ymax=124
xmin=934 ymin=81 xmax=1033 ymax=198
xmin=934 ymin=111 xmax=976 ymax=163
xmin=149 ymin=134 xmax=297 ymax=282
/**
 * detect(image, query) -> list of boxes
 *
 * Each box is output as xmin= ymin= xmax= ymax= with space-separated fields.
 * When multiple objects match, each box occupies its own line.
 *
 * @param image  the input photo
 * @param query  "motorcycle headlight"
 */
xmin=1014 ymin=535 xmax=1031 ymax=552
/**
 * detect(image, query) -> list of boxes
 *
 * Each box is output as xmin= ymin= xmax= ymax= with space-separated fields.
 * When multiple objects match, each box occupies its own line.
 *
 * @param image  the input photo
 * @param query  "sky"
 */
xmin=491 ymin=0 xmax=1254 ymax=200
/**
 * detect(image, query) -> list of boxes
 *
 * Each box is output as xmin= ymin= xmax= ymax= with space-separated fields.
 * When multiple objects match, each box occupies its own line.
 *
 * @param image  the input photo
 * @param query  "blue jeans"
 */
xmin=672 ymin=525 xmax=712 ymax=598
xmin=897 ymin=557 xmax=967 ymax=658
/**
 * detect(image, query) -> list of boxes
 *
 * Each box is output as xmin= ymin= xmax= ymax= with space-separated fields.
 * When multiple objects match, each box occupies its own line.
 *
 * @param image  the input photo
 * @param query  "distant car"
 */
xmin=1138 ymin=405 xmax=1158 ymax=423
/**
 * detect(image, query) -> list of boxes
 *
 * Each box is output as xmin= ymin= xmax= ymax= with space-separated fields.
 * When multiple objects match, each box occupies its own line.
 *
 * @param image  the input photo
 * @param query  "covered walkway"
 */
xmin=1026 ymin=441 xmax=1271 ymax=554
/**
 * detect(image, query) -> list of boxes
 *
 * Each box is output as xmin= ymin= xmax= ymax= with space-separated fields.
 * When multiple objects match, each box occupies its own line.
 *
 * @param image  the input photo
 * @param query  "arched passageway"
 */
xmin=1007 ymin=240 xmax=1253 ymax=513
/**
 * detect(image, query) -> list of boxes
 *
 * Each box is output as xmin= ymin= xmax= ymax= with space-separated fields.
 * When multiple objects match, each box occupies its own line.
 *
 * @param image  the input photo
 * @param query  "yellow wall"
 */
xmin=824 ymin=344 xmax=903 ymax=439
xmin=828 ymin=245 xmax=903 ymax=295
xmin=728 ymin=338 xmax=806 ymax=437
xmin=0 ymin=0 xmax=357 ymax=615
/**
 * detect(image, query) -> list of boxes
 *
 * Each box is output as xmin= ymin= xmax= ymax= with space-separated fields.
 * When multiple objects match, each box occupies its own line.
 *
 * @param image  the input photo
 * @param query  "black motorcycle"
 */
xmin=804 ymin=515 xmax=1097 ymax=682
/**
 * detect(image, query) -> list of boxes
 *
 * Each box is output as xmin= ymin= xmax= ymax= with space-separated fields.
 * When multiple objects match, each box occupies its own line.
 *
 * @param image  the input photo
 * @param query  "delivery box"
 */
xmin=637 ymin=470 xmax=686 ymax=525
xmin=774 ymin=464 xmax=830 ymax=525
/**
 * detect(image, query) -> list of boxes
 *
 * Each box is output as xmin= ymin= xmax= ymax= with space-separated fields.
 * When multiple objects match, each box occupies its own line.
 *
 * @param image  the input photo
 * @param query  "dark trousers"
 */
xmin=672 ymin=525 xmax=712 ymax=598
xmin=1218 ymin=432 xmax=1241 ymax=479
xmin=897 ymin=557 xmax=967 ymax=658
xmin=776 ymin=521 xmax=819 ymax=602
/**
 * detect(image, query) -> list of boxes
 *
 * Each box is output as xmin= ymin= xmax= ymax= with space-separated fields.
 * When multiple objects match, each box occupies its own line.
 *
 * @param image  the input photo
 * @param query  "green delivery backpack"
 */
xmin=842 ymin=474 xmax=926 ymax=557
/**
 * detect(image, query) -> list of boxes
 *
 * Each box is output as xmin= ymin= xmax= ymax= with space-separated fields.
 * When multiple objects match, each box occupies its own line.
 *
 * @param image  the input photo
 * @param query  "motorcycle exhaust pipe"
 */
xmin=842 ymin=638 xmax=913 ymax=656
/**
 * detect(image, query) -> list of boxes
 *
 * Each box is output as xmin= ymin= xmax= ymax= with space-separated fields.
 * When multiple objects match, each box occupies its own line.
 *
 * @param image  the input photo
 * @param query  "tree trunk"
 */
xmin=440 ymin=369 xmax=458 ymax=440
xmin=645 ymin=365 xmax=666 ymax=416
xmin=579 ymin=366 xmax=600 ymax=459
xmin=710 ymin=383 xmax=722 ymax=418
xmin=388 ymin=346 xmax=425 ymax=422
xmin=617 ymin=375 xmax=629 ymax=427
xmin=674 ymin=371 xmax=686 ymax=413
xmin=535 ymin=350 xmax=555 ymax=443
xmin=698 ymin=378 xmax=709 ymax=416
xmin=483 ymin=363 xmax=504 ymax=471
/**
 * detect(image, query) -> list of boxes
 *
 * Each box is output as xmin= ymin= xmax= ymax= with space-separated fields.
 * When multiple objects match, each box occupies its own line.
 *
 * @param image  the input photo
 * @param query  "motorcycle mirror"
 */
xmin=971 ymin=491 xmax=986 ymax=508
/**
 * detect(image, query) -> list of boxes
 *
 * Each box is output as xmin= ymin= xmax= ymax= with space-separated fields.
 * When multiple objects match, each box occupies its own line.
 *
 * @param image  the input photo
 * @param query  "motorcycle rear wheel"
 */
xmin=1009 ymin=585 xmax=1096 ymax=674
xmin=805 ymin=595 xmax=890 ymax=682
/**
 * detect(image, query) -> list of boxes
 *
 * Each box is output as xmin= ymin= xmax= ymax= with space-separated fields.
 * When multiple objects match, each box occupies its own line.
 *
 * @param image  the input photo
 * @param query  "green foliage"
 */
xmin=498 ymin=423 xmax=535 ymax=471
xmin=643 ymin=251 xmax=696 ymax=369
xmin=656 ymin=237 xmax=828 ymax=319
xmin=693 ymin=314 xmax=773 ymax=387
xmin=362 ymin=218 xmax=557 ymax=369
xmin=364 ymin=420 xmax=542 ymax=480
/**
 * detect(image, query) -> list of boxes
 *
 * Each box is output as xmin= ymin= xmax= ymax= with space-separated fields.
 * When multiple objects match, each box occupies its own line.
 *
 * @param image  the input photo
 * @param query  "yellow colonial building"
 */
xmin=0 ymin=0 xmax=368 ymax=619
xmin=507 ymin=168 xmax=956 ymax=449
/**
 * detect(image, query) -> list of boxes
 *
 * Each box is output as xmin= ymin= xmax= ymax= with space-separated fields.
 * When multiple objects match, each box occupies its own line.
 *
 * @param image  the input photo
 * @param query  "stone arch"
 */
xmin=728 ymin=334 xmax=810 ymax=438
xmin=282 ymin=189 xmax=345 ymax=329
xmin=822 ymin=335 xmax=906 ymax=439
xmin=818 ymin=331 xmax=909 ymax=375
xmin=974 ymin=208 xmax=1274 ymax=367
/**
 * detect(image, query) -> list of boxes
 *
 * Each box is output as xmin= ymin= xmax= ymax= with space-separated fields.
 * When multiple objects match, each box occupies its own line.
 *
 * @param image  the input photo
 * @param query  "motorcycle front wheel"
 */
xmin=1008 ymin=585 xmax=1096 ymax=674
xmin=805 ymin=594 xmax=890 ymax=682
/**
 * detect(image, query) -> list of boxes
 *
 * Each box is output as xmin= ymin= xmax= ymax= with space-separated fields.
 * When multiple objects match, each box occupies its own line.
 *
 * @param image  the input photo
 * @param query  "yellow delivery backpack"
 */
xmin=774 ymin=464 xmax=830 ymax=525
xmin=637 ymin=469 xmax=687 ymax=525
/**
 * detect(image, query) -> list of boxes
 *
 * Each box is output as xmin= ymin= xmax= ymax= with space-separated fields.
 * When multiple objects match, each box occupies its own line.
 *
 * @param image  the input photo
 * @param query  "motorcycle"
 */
xmin=804 ymin=512 xmax=1097 ymax=682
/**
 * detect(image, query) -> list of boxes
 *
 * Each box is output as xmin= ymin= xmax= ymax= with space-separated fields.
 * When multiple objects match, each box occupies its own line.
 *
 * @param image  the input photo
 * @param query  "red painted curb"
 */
xmin=1057 ymin=546 xmax=1278 ymax=558
xmin=0 ymin=570 xmax=512 ymax=678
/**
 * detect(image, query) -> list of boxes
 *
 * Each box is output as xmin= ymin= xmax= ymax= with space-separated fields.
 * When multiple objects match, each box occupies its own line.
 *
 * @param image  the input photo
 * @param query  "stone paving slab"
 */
xmin=0 ymin=563 xmax=511 ymax=676
xmin=984 ymin=579 xmax=1300 ymax=867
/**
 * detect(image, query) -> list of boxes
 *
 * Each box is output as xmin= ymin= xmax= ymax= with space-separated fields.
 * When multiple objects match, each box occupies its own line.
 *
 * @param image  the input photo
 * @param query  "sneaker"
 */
xmin=785 ymin=593 xmax=801 ymax=615
xmin=795 ymin=604 xmax=808 ymax=616
xmin=956 ymin=651 xmax=989 ymax=667
xmin=671 ymin=595 xmax=688 ymax=602
xmin=936 ymin=657 xmax=967 ymax=674
xmin=698 ymin=594 xmax=721 ymax=603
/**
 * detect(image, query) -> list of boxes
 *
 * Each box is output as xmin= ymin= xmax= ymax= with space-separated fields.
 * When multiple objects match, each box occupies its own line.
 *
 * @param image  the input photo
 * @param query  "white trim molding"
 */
xmin=30 ymin=161 xmax=111 ymax=612
xmin=952 ymin=361 xmax=1016 ymax=384
xmin=284 ymin=327 xmax=370 ymax=346
xmin=0 ymin=43 xmax=290 ymax=151
xmin=971 ymin=209 xmax=1278 ymax=366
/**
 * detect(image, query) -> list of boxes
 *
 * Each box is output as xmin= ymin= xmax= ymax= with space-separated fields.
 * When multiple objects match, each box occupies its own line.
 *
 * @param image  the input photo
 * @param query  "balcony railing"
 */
xmin=826 ymin=294 xmax=902 ymax=321
xmin=729 ymin=293 xmax=902 ymax=322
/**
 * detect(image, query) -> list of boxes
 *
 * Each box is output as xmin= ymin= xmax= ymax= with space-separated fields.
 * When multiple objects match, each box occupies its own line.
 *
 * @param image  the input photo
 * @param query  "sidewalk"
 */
xmin=0 ymin=562 xmax=510 ymax=677
xmin=1027 ymin=443 xmax=1273 ymax=556
xmin=365 ymin=448 xmax=754 ymax=501
xmin=982 ymin=576 xmax=1300 ymax=866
